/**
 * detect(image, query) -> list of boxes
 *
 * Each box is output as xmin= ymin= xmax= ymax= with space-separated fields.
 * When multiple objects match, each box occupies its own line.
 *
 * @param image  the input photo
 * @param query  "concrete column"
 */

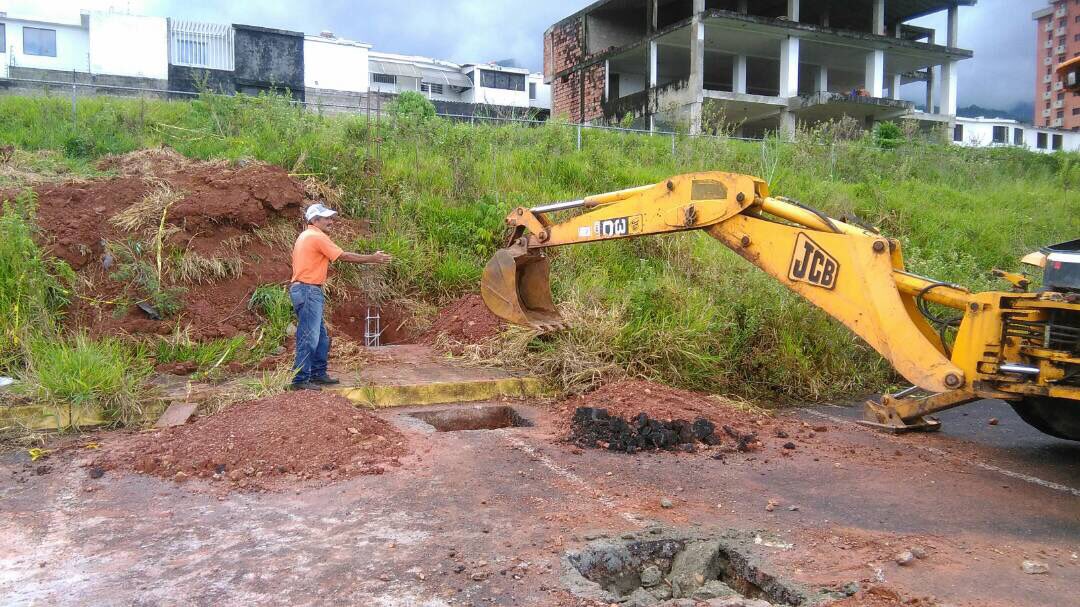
xmin=694 ymin=0 xmax=704 ymax=13
xmin=649 ymin=0 xmax=658 ymax=32
xmin=649 ymin=40 xmax=658 ymax=87
xmin=821 ymin=7 xmax=830 ymax=27
xmin=925 ymin=66 xmax=937 ymax=114
xmin=734 ymin=55 xmax=748 ymax=94
xmin=946 ymin=4 xmax=959 ymax=47
xmin=787 ymin=0 xmax=800 ymax=21
xmin=872 ymin=0 xmax=885 ymax=35
xmin=649 ymin=40 xmax=658 ymax=132
xmin=688 ymin=15 xmax=705 ymax=134
xmin=780 ymin=110 xmax=797 ymax=139
xmin=894 ymin=23 xmax=902 ymax=38
xmin=738 ymin=0 xmax=748 ymax=13
xmin=604 ymin=59 xmax=610 ymax=101
xmin=865 ymin=49 xmax=884 ymax=97
xmin=815 ymin=65 xmax=828 ymax=93
xmin=779 ymin=36 xmax=800 ymax=98
xmin=940 ymin=60 xmax=958 ymax=116
xmin=891 ymin=73 xmax=902 ymax=100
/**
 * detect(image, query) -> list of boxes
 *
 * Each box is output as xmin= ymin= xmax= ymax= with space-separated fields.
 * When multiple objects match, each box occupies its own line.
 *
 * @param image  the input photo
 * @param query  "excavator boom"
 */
xmin=480 ymin=172 xmax=1080 ymax=439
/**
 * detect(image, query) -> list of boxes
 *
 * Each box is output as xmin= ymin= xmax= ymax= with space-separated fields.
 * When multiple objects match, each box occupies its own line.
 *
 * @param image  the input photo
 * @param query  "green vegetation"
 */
xmin=1 ymin=92 xmax=1077 ymax=412
xmin=21 ymin=334 xmax=151 ymax=427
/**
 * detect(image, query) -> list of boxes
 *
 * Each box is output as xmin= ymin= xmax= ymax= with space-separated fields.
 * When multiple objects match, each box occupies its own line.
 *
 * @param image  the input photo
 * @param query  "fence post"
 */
xmin=71 ymin=69 xmax=78 ymax=129
xmin=576 ymin=124 xmax=582 ymax=151
xmin=671 ymin=132 xmax=676 ymax=156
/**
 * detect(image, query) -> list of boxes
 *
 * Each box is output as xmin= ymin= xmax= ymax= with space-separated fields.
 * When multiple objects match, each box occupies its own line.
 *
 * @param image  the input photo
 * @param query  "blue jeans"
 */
xmin=289 ymin=283 xmax=330 ymax=384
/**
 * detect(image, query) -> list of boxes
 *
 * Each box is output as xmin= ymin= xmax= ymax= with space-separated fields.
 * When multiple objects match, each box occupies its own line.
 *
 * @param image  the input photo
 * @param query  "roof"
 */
xmin=369 ymin=57 xmax=474 ymax=88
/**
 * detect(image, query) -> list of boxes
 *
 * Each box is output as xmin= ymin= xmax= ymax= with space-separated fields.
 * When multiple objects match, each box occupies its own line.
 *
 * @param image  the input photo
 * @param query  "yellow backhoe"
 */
xmin=479 ymin=172 xmax=1080 ymax=440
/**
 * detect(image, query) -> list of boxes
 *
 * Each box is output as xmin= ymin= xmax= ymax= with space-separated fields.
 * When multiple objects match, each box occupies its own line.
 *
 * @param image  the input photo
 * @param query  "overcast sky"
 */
xmin=2 ymin=0 xmax=1047 ymax=110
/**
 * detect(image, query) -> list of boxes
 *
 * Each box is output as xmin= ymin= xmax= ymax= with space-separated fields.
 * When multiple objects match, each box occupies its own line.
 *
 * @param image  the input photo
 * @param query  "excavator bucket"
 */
xmin=481 ymin=241 xmax=566 ymax=331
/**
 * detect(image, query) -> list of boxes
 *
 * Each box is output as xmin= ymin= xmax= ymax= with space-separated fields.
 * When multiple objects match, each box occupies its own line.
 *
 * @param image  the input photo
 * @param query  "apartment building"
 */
xmin=1032 ymin=0 xmax=1080 ymax=130
xmin=544 ymin=0 xmax=975 ymax=136
xmin=0 ymin=8 xmax=551 ymax=114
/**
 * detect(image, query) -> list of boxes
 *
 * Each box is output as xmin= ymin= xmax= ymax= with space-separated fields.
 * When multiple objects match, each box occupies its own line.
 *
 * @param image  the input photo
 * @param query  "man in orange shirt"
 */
xmin=289 ymin=203 xmax=392 ymax=390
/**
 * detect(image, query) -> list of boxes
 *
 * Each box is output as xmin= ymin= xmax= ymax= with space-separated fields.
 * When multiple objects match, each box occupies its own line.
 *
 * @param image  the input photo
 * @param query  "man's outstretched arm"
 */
xmin=337 ymin=251 xmax=393 ymax=265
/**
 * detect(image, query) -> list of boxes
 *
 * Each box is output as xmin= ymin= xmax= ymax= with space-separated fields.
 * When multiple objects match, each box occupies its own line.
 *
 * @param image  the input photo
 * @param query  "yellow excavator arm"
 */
xmin=480 ymin=172 xmax=1080 ymax=439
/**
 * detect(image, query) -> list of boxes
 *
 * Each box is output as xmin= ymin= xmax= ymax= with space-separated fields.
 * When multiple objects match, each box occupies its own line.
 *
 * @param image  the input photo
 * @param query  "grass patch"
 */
xmin=19 ymin=334 xmax=152 ymax=428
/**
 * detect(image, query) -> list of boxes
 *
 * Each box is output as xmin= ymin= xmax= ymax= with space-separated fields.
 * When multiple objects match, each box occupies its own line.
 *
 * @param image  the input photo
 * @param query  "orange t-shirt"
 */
xmin=290 ymin=226 xmax=343 ymax=285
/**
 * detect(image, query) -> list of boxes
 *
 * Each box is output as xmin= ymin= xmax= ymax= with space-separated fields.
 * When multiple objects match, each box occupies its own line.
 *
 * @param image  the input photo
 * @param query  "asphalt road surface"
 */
xmin=807 ymin=398 xmax=1080 ymax=494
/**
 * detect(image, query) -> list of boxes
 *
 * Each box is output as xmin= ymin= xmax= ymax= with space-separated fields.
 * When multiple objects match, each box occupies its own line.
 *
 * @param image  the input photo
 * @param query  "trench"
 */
xmin=409 ymin=405 xmax=532 ymax=432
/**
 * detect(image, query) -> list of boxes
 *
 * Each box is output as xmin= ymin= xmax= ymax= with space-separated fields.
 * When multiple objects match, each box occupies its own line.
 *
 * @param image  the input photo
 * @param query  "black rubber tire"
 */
xmin=1009 ymin=396 xmax=1080 ymax=442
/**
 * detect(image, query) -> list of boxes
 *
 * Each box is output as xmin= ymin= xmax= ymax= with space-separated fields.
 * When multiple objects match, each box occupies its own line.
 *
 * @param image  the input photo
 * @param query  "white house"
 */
xmin=459 ymin=63 xmax=532 ymax=108
xmin=0 ymin=10 xmax=90 ymax=78
xmin=304 ymin=31 xmax=370 ymax=94
xmin=89 ymin=11 xmax=168 ymax=80
xmin=952 ymin=116 xmax=1080 ymax=154
xmin=368 ymin=51 xmax=474 ymax=103
xmin=527 ymin=73 xmax=551 ymax=110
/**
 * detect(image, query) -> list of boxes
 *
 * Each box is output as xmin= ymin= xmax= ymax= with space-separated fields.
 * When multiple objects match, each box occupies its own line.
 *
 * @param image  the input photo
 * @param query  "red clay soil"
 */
xmin=329 ymin=298 xmax=417 ymax=345
xmin=95 ymin=391 xmax=408 ymax=492
xmin=419 ymin=294 xmax=504 ymax=347
xmin=31 ymin=148 xmax=369 ymax=340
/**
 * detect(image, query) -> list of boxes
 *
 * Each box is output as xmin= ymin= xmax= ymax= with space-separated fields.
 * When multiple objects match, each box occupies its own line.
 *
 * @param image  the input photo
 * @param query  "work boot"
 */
xmin=288 ymin=381 xmax=323 ymax=391
xmin=310 ymin=375 xmax=340 ymax=385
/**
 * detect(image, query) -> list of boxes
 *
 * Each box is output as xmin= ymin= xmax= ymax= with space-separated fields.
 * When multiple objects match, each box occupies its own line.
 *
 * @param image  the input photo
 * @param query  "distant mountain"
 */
xmin=956 ymin=102 xmax=1035 ymax=123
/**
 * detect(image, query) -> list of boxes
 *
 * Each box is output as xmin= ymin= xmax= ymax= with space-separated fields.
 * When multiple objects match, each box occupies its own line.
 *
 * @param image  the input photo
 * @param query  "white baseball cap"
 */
xmin=305 ymin=203 xmax=338 ymax=223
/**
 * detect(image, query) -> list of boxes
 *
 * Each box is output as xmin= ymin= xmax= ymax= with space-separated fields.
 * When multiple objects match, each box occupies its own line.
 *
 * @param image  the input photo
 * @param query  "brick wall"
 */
xmin=547 ymin=17 xmax=609 ymax=123
xmin=582 ymin=63 xmax=605 ymax=122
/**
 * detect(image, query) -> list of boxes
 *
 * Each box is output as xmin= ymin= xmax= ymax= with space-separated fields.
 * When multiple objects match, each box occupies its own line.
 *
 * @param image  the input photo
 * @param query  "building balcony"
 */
xmin=1045 ymin=74 xmax=1054 ymax=83
xmin=1058 ymin=45 xmax=1067 ymax=55
xmin=1046 ymin=39 xmax=1054 ymax=48
xmin=1054 ymin=118 xmax=1065 ymax=127
xmin=1044 ymin=109 xmax=1053 ymax=118
xmin=1056 ymin=7 xmax=1067 ymax=18
xmin=1055 ymin=99 xmax=1065 ymax=108
xmin=1046 ymin=56 xmax=1054 ymax=65
xmin=1045 ymin=91 xmax=1053 ymax=100
xmin=1046 ymin=22 xmax=1054 ymax=32
xmin=1057 ymin=27 xmax=1067 ymax=36
xmin=1055 ymin=80 xmax=1065 ymax=90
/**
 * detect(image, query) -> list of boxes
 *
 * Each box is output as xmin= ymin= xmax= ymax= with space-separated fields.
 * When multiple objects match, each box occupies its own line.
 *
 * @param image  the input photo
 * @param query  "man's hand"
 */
xmin=365 ymin=251 xmax=393 ymax=265
xmin=339 ymin=250 xmax=393 ymax=265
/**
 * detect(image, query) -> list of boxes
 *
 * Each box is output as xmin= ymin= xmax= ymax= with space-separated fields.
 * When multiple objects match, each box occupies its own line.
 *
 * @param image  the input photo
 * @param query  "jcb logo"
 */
xmin=788 ymin=233 xmax=839 ymax=289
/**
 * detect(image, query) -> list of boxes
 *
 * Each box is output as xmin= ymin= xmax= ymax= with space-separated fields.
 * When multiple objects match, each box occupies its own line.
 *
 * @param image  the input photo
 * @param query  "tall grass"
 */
xmin=0 ymin=193 xmax=74 ymax=374
xmin=1 ymin=93 xmax=1077 ymax=402
xmin=21 ymin=334 xmax=152 ymax=427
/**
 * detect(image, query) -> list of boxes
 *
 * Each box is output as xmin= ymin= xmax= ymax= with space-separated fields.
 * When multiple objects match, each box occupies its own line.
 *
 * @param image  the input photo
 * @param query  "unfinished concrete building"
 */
xmin=543 ymin=0 xmax=975 ymax=136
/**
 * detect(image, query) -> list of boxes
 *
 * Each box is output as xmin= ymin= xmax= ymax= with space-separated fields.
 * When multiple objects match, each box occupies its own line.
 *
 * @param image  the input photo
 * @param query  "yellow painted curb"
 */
xmin=0 ymin=402 xmax=167 ymax=432
xmin=334 ymin=376 xmax=548 ymax=408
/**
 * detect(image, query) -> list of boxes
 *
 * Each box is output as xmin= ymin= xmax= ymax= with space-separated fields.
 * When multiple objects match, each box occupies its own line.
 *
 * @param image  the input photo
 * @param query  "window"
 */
xmin=23 ymin=27 xmax=57 ymax=57
xmin=176 ymin=38 xmax=208 ymax=66
xmin=1075 ymin=33 xmax=1080 ymax=41
xmin=952 ymin=124 xmax=963 ymax=142
xmin=1058 ymin=109 xmax=1065 ymax=118
xmin=1073 ymin=108 xmax=1080 ymax=115
xmin=479 ymin=69 xmax=526 ymax=91
xmin=1053 ymin=133 xmax=1064 ymax=150
xmin=992 ymin=126 xmax=1007 ymax=143
xmin=1059 ymin=92 xmax=1067 ymax=100
xmin=1048 ymin=101 xmax=1053 ymax=110
xmin=372 ymin=73 xmax=396 ymax=85
xmin=1014 ymin=128 xmax=1024 ymax=145
xmin=420 ymin=82 xmax=444 ymax=95
xmin=1038 ymin=132 xmax=1048 ymax=149
xmin=1048 ymin=84 xmax=1053 ymax=92
xmin=0 ymin=23 xmax=5 ymax=53
xmin=529 ymin=82 xmax=537 ymax=99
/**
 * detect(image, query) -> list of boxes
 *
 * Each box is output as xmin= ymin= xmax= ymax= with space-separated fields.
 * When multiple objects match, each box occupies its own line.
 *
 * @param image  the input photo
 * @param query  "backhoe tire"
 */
xmin=1009 ymin=396 xmax=1080 ymax=442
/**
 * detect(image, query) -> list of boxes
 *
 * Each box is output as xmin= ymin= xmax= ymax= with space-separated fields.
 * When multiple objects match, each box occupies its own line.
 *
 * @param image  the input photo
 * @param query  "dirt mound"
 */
xmin=420 ymin=294 xmax=504 ymax=347
xmin=31 ymin=148 xmax=369 ymax=340
xmin=554 ymin=379 xmax=768 ymax=452
xmin=96 ymin=391 xmax=408 ymax=491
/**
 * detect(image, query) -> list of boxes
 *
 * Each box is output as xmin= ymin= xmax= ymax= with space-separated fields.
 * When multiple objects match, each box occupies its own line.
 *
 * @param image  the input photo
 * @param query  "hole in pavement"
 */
xmin=566 ymin=532 xmax=818 ymax=606
xmin=409 ymin=406 xmax=532 ymax=432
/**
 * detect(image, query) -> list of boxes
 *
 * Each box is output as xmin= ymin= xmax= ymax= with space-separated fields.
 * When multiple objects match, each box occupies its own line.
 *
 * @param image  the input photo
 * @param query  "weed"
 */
xmin=106 ymin=240 xmax=186 ymax=317
xmin=109 ymin=181 xmax=184 ymax=233
xmin=20 ymin=334 xmax=152 ymax=429
xmin=173 ymin=251 xmax=243 ymax=284
xmin=155 ymin=327 xmax=245 ymax=378
xmin=248 ymin=284 xmax=293 ymax=356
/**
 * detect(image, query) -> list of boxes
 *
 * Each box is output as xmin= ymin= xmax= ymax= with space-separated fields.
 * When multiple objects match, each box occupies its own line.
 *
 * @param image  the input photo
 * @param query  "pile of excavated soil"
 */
xmin=31 ymin=148 xmax=369 ymax=340
xmin=554 ymin=379 xmax=773 ymax=453
xmin=420 ymin=294 xmax=504 ymax=348
xmin=96 ymin=391 xmax=408 ymax=491
xmin=569 ymin=407 xmax=721 ymax=453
